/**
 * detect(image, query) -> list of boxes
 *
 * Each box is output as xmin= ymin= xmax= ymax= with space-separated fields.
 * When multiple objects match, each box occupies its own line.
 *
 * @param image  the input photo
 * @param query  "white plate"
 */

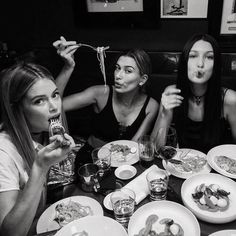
xmin=128 ymin=201 xmax=200 ymax=236
xmin=103 ymin=192 xmax=113 ymax=211
xmin=181 ymin=173 xmax=236 ymax=223
xmin=36 ymin=196 xmax=103 ymax=234
xmin=163 ymin=148 xmax=211 ymax=179
xmin=114 ymin=165 xmax=137 ymax=180
xmin=209 ymin=230 xmax=236 ymax=236
xmin=55 ymin=215 xmax=128 ymax=236
xmin=102 ymin=140 xmax=139 ymax=167
xmin=207 ymin=144 xmax=236 ymax=179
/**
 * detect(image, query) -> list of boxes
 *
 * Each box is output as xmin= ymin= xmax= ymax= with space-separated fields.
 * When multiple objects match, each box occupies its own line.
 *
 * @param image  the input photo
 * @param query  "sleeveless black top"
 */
xmin=92 ymin=85 xmax=150 ymax=142
xmin=176 ymin=89 xmax=232 ymax=153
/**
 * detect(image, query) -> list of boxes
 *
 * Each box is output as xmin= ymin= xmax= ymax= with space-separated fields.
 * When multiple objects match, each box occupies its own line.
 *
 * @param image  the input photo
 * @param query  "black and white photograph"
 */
xmin=221 ymin=0 xmax=236 ymax=34
xmin=86 ymin=0 xmax=143 ymax=12
xmin=161 ymin=0 xmax=208 ymax=18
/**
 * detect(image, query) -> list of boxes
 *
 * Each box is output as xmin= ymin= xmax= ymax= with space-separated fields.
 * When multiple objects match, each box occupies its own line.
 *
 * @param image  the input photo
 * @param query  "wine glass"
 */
xmin=154 ymin=126 xmax=178 ymax=165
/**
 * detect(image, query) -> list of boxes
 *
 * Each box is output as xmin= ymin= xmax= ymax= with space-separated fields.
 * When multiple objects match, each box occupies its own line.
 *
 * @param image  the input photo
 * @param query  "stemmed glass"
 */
xmin=154 ymin=127 xmax=178 ymax=165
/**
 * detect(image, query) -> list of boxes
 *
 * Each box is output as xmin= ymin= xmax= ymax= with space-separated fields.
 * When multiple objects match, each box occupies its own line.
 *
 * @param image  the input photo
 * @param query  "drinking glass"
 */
xmin=138 ymin=135 xmax=155 ymax=168
xmin=146 ymin=168 xmax=169 ymax=201
xmin=92 ymin=147 xmax=111 ymax=177
xmin=110 ymin=188 xmax=136 ymax=228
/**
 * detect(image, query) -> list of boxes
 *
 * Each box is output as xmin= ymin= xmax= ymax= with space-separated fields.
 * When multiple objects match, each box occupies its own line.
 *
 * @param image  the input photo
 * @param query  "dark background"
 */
xmin=0 ymin=0 xmax=210 ymax=54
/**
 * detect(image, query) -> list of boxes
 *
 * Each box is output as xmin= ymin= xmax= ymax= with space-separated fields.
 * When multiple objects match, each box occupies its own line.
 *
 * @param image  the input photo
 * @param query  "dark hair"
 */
xmin=175 ymin=33 xmax=222 ymax=149
xmin=0 ymin=62 xmax=65 ymax=172
xmin=122 ymin=48 xmax=152 ymax=76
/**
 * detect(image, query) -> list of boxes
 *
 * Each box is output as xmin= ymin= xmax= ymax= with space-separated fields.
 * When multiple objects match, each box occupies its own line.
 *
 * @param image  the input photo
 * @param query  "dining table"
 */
xmin=36 ymin=153 xmax=236 ymax=236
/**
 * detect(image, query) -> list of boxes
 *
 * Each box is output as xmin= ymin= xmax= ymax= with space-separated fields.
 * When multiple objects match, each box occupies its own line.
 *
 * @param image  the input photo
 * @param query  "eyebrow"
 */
xmin=29 ymin=88 xmax=59 ymax=101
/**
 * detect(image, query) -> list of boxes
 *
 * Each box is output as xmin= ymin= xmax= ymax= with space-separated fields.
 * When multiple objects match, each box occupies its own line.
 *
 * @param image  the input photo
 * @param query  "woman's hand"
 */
xmin=161 ymin=87 xmax=184 ymax=110
xmin=35 ymin=133 xmax=75 ymax=171
xmin=53 ymin=36 xmax=79 ymax=68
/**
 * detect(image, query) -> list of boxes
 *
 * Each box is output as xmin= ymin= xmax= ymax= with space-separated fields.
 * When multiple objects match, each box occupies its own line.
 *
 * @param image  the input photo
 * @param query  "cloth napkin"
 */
xmin=123 ymin=164 xmax=160 ymax=204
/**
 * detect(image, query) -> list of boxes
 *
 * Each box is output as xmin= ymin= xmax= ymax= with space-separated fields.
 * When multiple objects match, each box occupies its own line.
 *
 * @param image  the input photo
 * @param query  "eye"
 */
xmin=115 ymin=65 xmax=120 ymax=71
xmin=188 ymin=52 xmax=197 ymax=59
xmin=33 ymin=98 xmax=45 ymax=105
xmin=206 ymin=54 xmax=214 ymax=60
xmin=52 ymin=91 xmax=60 ymax=98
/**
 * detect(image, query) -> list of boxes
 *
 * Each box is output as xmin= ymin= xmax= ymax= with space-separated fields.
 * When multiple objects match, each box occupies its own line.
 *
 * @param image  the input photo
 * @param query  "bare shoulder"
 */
xmin=146 ymin=96 xmax=159 ymax=114
xmin=224 ymin=88 xmax=236 ymax=106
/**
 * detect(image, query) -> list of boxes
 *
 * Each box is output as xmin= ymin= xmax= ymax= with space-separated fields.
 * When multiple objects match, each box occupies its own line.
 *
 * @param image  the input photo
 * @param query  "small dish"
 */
xmin=103 ymin=192 xmax=113 ymax=211
xmin=115 ymin=165 xmax=137 ymax=180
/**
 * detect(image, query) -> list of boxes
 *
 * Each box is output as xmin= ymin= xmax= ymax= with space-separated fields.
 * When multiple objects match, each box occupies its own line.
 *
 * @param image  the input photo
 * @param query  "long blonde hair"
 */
xmin=0 ymin=62 xmax=67 ymax=173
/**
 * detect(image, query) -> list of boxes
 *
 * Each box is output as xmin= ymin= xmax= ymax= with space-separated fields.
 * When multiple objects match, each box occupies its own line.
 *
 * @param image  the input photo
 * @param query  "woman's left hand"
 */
xmin=53 ymin=36 xmax=79 ymax=68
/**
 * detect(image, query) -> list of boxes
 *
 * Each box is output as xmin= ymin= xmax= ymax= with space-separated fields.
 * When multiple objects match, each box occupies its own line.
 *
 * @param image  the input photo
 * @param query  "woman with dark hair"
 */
xmin=151 ymin=34 xmax=236 ymax=153
xmin=0 ymin=62 xmax=75 ymax=236
xmin=53 ymin=37 xmax=159 ymax=170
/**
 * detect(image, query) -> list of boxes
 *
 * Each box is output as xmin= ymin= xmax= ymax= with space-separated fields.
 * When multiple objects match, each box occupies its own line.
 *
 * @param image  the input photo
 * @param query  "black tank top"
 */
xmin=177 ymin=89 xmax=232 ymax=153
xmin=92 ymin=85 xmax=150 ymax=142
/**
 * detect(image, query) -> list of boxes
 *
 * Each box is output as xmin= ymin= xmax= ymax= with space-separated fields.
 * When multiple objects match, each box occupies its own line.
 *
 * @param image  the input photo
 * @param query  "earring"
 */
xmin=139 ymin=82 xmax=143 ymax=86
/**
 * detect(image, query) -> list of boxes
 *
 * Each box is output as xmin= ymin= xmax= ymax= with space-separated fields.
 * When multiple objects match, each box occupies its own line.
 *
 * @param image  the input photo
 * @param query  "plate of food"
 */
xmin=54 ymin=216 xmax=128 ymax=236
xmin=101 ymin=140 xmax=139 ymax=167
xmin=181 ymin=173 xmax=236 ymax=223
xmin=36 ymin=196 xmax=103 ymax=234
xmin=162 ymin=148 xmax=211 ymax=179
xmin=209 ymin=230 xmax=236 ymax=236
xmin=128 ymin=201 xmax=200 ymax=236
xmin=207 ymin=145 xmax=236 ymax=179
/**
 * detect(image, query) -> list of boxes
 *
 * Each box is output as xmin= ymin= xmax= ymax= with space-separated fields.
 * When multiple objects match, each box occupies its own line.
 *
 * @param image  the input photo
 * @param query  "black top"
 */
xmin=92 ymin=85 xmax=150 ymax=142
xmin=176 ymin=89 xmax=232 ymax=154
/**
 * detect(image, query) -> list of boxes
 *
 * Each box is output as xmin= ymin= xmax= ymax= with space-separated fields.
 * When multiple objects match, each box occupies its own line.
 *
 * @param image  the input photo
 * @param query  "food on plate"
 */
xmin=110 ymin=143 xmax=136 ymax=162
xmin=134 ymin=214 xmax=184 ymax=236
xmin=54 ymin=200 xmax=93 ymax=226
xmin=214 ymin=155 xmax=236 ymax=175
xmin=170 ymin=154 xmax=207 ymax=173
xmin=192 ymin=183 xmax=230 ymax=212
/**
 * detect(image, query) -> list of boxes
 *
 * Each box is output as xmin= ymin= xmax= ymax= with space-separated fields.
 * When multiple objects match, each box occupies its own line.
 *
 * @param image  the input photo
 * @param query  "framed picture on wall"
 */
xmin=208 ymin=0 xmax=236 ymax=50
xmin=220 ymin=0 xmax=236 ymax=35
xmin=73 ymin=0 xmax=160 ymax=29
xmin=160 ymin=0 xmax=209 ymax=18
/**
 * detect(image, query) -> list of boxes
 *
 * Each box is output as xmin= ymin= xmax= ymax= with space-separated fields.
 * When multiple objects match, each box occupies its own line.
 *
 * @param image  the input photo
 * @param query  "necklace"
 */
xmin=192 ymin=94 xmax=204 ymax=105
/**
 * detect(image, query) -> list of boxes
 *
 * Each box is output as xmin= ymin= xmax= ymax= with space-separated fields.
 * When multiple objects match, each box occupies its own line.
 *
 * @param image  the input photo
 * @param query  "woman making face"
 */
xmin=53 ymin=38 xmax=159 ymax=169
xmin=0 ymin=63 xmax=74 ymax=236
xmin=151 ymin=34 xmax=236 ymax=153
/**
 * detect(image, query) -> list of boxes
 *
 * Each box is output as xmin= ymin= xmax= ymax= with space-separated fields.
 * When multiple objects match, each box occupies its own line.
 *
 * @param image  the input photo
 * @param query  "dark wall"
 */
xmin=0 ymin=0 xmax=208 ymax=54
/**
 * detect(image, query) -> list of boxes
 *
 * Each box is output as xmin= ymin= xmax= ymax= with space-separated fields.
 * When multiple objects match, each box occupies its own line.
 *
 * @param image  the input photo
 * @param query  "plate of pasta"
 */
xmin=207 ymin=144 xmax=236 ymax=179
xmin=36 ymin=196 xmax=103 ymax=234
xmin=101 ymin=140 xmax=139 ymax=167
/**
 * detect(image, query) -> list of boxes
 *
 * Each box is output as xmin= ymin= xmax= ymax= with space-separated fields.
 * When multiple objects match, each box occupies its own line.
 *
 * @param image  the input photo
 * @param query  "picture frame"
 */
xmin=208 ymin=0 xmax=236 ymax=51
xmin=73 ymin=0 xmax=160 ymax=29
xmin=160 ymin=0 xmax=208 ymax=19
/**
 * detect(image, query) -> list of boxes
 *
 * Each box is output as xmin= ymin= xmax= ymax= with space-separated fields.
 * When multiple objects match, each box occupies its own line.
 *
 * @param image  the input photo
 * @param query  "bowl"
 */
xmin=114 ymin=165 xmax=137 ymax=180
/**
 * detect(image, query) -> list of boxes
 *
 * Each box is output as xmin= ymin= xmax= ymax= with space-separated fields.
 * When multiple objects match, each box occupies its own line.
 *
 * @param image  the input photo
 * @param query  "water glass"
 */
xmin=92 ymin=147 xmax=111 ymax=177
xmin=77 ymin=163 xmax=101 ymax=192
xmin=110 ymin=188 xmax=136 ymax=228
xmin=146 ymin=168 xmax=169 ymax=201
xmin=138 ymin=135 xmax=155 ymax=168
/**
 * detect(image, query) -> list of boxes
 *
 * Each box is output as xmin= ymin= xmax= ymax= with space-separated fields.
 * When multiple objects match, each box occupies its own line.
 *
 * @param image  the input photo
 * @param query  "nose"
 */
xmin=49 ymin=99 xmax=58 ymax=112
xmin=197 ymin=56 xmax=204 ymax=68
xmin=115 ymin=69 xmax=123 ymax=80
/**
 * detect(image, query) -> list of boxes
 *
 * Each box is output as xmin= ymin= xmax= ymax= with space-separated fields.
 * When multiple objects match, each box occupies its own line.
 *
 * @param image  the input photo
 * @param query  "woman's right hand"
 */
xmin=161 ymin=86 xmax=184 ymax=111
xmin=53 ymin=36 xmax=79 ymax=68
xmin=35 ymin=133 xmax=75 ymax=172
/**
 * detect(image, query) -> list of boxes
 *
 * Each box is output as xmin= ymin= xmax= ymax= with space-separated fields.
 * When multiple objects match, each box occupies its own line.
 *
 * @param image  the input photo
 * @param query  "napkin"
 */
xmin=123 ymin=164 xmax=160 ymax=204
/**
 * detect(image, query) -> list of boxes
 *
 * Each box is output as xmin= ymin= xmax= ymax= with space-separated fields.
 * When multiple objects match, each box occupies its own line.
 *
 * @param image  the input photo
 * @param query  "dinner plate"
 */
xmin=209 ymin=230 xmax=236 ymax=236
xmin=103 ymin=192 xmax=113 ymax=211
xmin=207 ymin=144 xmax=236 ymax=179
xmin=181 ymin=173 xmax=236 ymax=224
xmin=101 ymin=140 xmax=139 ymax=167
xmin=162 ymin=148 xmax=211 ymax=179
xmin=128 ymin=200 xmax=200 ymax=236
xmin=114 ymin=165 xmax=137 ymax=180
xmin=54 ymin=215 xmax=128 ymax=236
xmin=36 ymin=196 xmax=103 ymax=234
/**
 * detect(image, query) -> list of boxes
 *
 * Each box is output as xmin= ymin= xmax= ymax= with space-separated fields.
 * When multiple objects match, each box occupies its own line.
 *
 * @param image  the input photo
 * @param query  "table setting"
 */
xmin=34 ymin=138 xmax=236 ymax=236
